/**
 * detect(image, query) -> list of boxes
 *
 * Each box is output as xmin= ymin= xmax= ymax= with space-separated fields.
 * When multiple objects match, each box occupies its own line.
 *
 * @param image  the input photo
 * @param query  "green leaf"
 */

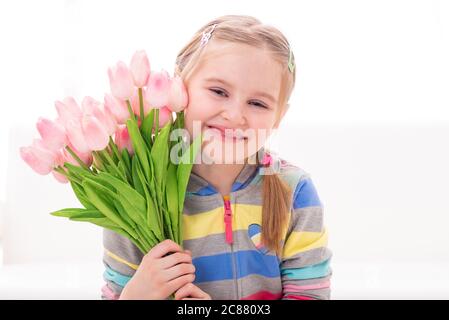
xmin=93 ymin=171 xmax=147 ymax=213
xmin=177 ymin=133 xmax=202 ymax=244
xmin=166 ymin=162 xmax=179 ymax=243
xmin=127 ymin=118 xmax=150 ymax=178
xmin=141 ymin=109 xmax=155 ymax=148
xmin=131 ymin=156 xmax=145 ymax=198
xmin=133 ymin=156 xmax=163 ymax=242
xmin=151 ymin=122 xmax=172 ymax=193
xmin=50 ymin=208 xmax=88 ymax=218
xmin=82 ymin=179 xmax=138 ymax=239
xmin=121 ymin=148 xmax=132 ymax=173
xmin=70 ymin=181 xmax=96 ymax=210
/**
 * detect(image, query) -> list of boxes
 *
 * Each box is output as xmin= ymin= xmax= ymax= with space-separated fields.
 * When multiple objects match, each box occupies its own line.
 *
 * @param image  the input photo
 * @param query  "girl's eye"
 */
xmin=250 ymin=101 xmax=268 ymax=109
xmin=210 ymin=88 xmax=227 ymax=97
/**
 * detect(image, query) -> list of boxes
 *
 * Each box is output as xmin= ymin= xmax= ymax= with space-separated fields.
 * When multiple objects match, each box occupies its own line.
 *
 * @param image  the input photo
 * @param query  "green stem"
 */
xmin=154 ymin=108 xmax=159 ymax=141
xmin=109 ymin=137 xmax=121 ymax=162
xmin=100 ymin=149 xmax=127 ymax=182
xmin=92 ymin=151 xmax=105 ymax=172
xmin=138 ymin=88 xmax=144 ymax=123
xmin=65 ymin=146 xmax=91 ymax=171
xmin=54 ymin=166 xmax=82 ymax=184
xmin=126 ymin=99 xmax=136 ymax=121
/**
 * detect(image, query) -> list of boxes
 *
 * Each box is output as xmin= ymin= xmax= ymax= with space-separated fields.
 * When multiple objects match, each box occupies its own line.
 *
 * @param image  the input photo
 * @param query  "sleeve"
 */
xmin=280 ymin=176 xmax=333 ymax=300
xmin=101 ymin=228 xmax=144 ymax=300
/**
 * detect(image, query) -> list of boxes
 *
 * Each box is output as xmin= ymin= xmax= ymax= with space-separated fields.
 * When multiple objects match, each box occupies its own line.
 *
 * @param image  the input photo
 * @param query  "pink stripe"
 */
xmin=284 ymin=294 xmax=315 ymax=300
xmin=241 ymin=290 xmax=283 ymax=300
xmin=102 ymin=284 xmax=119 ymax=300
xmin=283 ymin=280 xmax=330 ymax=292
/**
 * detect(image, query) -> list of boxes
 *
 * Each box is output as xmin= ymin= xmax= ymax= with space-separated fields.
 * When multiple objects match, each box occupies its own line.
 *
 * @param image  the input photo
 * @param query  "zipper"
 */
xmin=223 ymin=194 xmax=239 ymax=299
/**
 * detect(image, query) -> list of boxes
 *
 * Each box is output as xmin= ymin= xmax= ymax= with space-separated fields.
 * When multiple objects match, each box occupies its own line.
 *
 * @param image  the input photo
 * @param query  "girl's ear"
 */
xmin=274 ymin=103 xmax=290 ymax=129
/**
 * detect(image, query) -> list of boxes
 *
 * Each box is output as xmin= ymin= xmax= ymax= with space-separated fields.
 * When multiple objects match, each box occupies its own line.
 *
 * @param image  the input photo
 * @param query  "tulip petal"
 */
xmin=82 ymin=115 xmax=109 ymax=151
xmin=130 ymin=50 xmax=151 ymax=88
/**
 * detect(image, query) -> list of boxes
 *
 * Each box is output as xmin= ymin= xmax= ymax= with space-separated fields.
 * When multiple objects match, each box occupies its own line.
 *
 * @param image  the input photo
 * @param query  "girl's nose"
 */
xmin=221 ymin=103 xmax=246 ymax=126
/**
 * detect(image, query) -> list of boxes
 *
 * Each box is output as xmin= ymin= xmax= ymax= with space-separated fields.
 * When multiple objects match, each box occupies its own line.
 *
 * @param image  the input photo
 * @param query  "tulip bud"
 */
xmin=130 ymin=50 xmax=151 ymax=88
xmin=108 ymin=61 xmax=135 ymax=100
xmin=144 ymin=70 xmax=171 ymax=109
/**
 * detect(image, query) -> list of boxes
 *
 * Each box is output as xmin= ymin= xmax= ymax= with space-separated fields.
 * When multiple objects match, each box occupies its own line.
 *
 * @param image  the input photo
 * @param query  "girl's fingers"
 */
xmin=146 ymin=239 xmax=183 ymax=260
xmin=175 ymin=283 xmax=210 ymax=300
xmin=164 ymin=262 xmax=196 ymax=282
xmin=167 ymin=273 xmax=196 ymax=295
xmin=159 ymin=251 xmax=192 ymax=270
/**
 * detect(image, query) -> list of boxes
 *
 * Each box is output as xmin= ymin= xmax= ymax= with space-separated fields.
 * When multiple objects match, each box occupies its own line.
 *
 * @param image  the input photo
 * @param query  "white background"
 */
xmin=0 ymin=0 xmax=449 ymax=299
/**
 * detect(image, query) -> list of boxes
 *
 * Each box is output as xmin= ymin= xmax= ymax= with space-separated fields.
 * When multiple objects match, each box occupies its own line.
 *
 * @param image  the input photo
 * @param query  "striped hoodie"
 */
xmin=101 ymin=148 xmax=333 ymax=300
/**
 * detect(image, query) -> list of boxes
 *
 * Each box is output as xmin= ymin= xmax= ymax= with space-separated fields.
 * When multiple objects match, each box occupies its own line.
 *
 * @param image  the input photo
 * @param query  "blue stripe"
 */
xmin=293 ymin=178 xmax=322 ymax=209
xmin=248 ymin=223 xmax=261 ymax=238
xmin=281 ymin=259 xmax=331 ymax=280
xmin=104 ymin=266 xmax=131 ymax=287
xmin=193 ymin=250 xmax=280 ymax=283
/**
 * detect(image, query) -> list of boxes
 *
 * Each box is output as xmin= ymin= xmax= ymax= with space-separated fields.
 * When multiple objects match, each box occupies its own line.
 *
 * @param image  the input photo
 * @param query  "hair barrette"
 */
xmin=200 ymin=24 xmax=218 ymax=47
xmin=288 ymin=47 xmax=295 ymax=73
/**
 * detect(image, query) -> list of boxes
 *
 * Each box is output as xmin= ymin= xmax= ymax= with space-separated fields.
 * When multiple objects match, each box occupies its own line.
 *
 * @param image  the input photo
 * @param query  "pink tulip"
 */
xmin=20 ymin=139 xmax=56 ymax=175
xmin=66 ymin=119 xmax=90 ymax=153
xmin=55 ymin=97 xmax=82 ymax=128
xmin=82 ymin=96 xmax=117 ymax=135
xmin=130 ymin=87 xmax=152 ymax=117
xmin=108 ymin=61 xmax=135 ymax=100
xmin=36 ymin=117 xmax=68 ymax=152
xmin=168 ymin=75 xmax=188 ymax=112
xmin=114 ymin=125 xmax=134 ymax=155
xmin=81 ymin=115 xmax=109 ymax=151
xmin=158 ymin=106 xmax=173 ymax=128
xmin=130 ymin=50 xmax=151 ymax=88
xmin=145 ymin=70 xmax=171 ymax=109
xmin=104 ymin=93 xmax=129 ymax=124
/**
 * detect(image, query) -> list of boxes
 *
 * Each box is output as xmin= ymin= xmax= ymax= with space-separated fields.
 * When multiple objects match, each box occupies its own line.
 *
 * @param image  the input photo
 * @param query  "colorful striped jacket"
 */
xmin=101 ymin=149 xmax=333 ymax=300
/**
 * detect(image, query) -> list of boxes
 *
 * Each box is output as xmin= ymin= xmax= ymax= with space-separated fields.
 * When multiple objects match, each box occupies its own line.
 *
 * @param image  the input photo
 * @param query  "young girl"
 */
xmin=101 ymin=15 xmax=332 ymax=300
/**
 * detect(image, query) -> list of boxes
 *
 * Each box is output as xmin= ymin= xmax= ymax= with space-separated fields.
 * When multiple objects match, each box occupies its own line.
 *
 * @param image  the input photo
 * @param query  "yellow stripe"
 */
xmin=183 ymin=204 xmax=262 ymax=240
xmin=182 ymin=204 xmax=291 ymax=241
xmin=105 ymin=249 xmax=139 ymax=270
xmin=282 ymin=228 xmax=328 ymax=259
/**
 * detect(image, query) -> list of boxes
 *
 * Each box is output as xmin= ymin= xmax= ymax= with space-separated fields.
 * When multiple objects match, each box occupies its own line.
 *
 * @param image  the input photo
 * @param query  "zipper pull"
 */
xmin=223 ymin=195 xmax=233 ymax=244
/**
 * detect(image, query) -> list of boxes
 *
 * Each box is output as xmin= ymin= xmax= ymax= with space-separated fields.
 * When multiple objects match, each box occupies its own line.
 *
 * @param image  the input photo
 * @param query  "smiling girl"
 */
xmin=102 ymin=15 xmax=332 ymax=300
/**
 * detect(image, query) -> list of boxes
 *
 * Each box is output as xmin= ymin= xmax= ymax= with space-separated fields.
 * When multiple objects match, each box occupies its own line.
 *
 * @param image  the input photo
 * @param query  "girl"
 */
xmin=101 ymin=15 xmax=332 ymax=300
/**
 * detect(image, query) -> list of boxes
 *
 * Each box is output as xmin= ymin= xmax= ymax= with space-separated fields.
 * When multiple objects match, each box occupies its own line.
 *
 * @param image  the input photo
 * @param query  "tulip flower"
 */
xmin=66 ymin=119 xmax=90 ymax=153
xmin=82 ymin=96 xmax=117 ymax=135
xmin=130 ymin=50 xmax=151 ymax=88
xmin=20 ymin=139 xmax=56 ymax=175
xmin=55 ymin=97 xmax=82 ymax=128
xmin=144 ymin=70 xmax=171 ymax=108
xmin=81 ymin=114 xmax=109 ymax=151
xmin=108 ymin=61 xmax=135 ymax=100
xmin=36 ymin=117 xmax=68 ymax=152
xmin=104 ymin=93 xmax=129 ymax=125
xmin=168 ymin=75 xmax=188 ymax=112
xmin=114 ymin=125 xmax=134 ymax=155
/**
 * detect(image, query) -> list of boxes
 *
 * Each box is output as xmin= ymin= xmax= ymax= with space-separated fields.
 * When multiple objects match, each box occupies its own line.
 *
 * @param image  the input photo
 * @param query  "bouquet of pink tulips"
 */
xmin=20 ymin=50 xmax=201 ymax=254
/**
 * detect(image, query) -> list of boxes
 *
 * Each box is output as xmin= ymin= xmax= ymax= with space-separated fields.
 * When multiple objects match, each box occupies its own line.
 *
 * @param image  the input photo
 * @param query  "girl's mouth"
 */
xmin=205 ymin=125 xmax=248 ymax=141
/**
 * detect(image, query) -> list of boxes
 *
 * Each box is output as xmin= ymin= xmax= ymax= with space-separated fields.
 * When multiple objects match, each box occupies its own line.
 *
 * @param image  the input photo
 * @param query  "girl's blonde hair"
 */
xmin=175 ymin=15 xmax=296 ymax=256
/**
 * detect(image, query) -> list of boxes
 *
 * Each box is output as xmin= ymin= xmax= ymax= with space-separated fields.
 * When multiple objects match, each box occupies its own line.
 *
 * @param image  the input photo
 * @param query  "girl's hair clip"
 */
xmin=200 ymin=24 xmax=218 ymax=47
xmin=288 ymin=47 xmax=295 ymax=73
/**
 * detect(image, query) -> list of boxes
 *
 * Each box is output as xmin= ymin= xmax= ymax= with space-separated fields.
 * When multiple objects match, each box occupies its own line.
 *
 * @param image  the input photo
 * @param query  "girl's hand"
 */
xmin=174 ymin=283 xmax=212 ymax=300
xmin=119 ymin=239 xmax=195 ymax=300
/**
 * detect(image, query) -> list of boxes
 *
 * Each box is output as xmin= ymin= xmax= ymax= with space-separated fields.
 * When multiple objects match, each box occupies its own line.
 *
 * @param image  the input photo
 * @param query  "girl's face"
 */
xmin=183 ymin=41 xmax=284 ymax=164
